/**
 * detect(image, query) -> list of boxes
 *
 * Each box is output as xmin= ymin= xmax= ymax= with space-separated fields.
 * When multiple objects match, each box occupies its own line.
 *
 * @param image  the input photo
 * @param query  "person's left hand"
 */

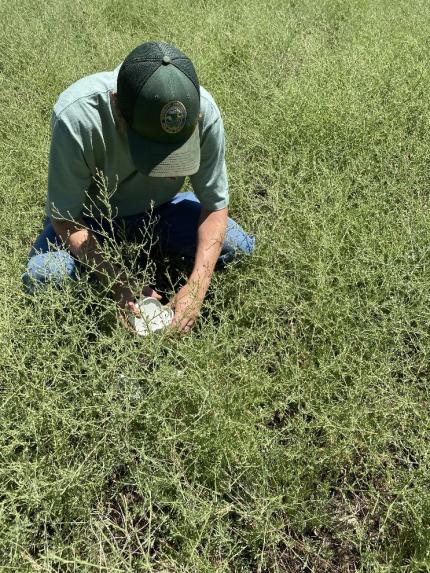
xmin=170 ymin=283 xmax=204 ymax=332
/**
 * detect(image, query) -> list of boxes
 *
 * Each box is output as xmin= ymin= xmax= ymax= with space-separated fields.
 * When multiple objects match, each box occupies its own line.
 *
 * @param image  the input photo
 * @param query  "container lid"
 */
xmin=128 ymin=296 xmax=174 ymax=336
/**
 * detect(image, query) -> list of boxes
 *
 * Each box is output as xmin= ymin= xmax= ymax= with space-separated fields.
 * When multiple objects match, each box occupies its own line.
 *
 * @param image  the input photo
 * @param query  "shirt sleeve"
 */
xmin=189 ymin=111 xmax=229 ymax=212
xmin=46 ymin=114 xmax=92 ymax=220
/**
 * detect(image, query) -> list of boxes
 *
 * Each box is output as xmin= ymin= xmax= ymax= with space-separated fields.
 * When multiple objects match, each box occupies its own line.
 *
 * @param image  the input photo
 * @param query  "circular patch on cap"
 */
xmin=160 ymin=101 xmax=187 ymax=134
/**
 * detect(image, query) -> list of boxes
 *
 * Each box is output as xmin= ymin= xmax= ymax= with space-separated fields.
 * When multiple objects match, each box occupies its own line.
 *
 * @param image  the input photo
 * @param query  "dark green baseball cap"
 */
xmin=117 ymin=42 xmax=201 ymax=177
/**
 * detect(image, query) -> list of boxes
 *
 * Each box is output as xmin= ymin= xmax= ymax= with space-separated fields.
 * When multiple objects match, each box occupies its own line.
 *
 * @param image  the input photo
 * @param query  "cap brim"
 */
xmin=127 ymin=124 xmax=200 ymax=177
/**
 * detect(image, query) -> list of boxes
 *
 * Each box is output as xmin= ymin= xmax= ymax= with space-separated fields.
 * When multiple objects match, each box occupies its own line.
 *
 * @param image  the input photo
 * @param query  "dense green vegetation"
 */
xmin=2 ymin=0 xmax=430 ymax=570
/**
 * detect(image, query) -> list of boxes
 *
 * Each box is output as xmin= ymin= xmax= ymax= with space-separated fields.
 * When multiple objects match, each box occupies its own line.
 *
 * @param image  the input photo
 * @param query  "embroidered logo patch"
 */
xmin=160 ymin=101 xmax=187 ymax=134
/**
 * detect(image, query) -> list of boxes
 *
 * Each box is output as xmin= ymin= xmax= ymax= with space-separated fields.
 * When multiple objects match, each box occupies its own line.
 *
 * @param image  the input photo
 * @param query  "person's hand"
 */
xmin=170 ymin=283 xmax=204 ymax=333
xmin=113 ymin=283 xmax=162 ymax=331
xmin=112 ymin=283 xmax=161 ymax=312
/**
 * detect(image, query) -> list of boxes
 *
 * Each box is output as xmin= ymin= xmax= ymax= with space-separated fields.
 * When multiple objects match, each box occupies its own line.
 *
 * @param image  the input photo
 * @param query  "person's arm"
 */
xmin=172 ymin=93 xmax=230 ymax=332
xmin=52 ymin=218 xmax=160 ymax=311
xmin=48 ymin=115 xmax=159 ymax=313
xmin=171 ymin=206 xmax=228 ymax=331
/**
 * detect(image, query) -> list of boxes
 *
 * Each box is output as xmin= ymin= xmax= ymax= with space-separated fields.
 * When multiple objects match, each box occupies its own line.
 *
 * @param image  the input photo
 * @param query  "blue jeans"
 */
xmin=23 ymin=192 xmax=255 ymax=292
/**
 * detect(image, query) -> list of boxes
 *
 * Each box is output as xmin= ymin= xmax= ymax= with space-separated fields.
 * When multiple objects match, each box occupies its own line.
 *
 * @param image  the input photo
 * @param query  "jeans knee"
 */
xmin=22 ymin=251 xmax=77 ymax=293
xmin=218 ymin=234 xmax=256 ymax=266
xmin=238 ymin=234 xmax=256 ymax=255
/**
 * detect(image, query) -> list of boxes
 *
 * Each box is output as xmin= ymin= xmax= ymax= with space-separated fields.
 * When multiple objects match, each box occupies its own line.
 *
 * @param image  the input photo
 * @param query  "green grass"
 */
xmin=2 ymin=0 xmax=430 ymax=570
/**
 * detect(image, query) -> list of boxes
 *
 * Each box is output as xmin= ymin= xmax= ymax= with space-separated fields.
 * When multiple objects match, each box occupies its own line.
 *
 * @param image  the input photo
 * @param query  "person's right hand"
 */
xmin=112 ymin=283 xmax=162 ymax=318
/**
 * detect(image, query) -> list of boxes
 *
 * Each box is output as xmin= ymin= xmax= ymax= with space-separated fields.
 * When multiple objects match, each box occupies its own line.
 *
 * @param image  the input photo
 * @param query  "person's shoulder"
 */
xmin=52 ymin=66 xmax=120 ymax=128
xmin=200 ymin=86 xmax=223 ymax=124
xmin=199 ymin=87 xmax=225 ymax=144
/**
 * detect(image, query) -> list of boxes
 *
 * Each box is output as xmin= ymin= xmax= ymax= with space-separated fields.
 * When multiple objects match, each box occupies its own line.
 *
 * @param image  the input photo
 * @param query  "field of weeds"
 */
xmin=2 ymin=0 xmax=430 ymax=571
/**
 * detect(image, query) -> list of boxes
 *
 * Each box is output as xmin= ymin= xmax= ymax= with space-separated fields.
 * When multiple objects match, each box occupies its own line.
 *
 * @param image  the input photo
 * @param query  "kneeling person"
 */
xmin=24 ymin=41 xmax=255 ymax=331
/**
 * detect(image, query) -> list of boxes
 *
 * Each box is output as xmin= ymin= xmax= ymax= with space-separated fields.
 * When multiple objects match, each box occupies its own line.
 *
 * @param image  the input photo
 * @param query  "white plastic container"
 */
xmin=128 ymin=297 xmax=174 ymax=336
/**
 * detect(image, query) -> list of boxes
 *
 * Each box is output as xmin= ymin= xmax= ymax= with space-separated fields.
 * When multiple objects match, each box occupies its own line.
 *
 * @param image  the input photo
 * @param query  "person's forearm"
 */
xmin=188 ymin=207 xmax=228 ymax=295
xmin=51 ymin=218 xmax=126 ymax=286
